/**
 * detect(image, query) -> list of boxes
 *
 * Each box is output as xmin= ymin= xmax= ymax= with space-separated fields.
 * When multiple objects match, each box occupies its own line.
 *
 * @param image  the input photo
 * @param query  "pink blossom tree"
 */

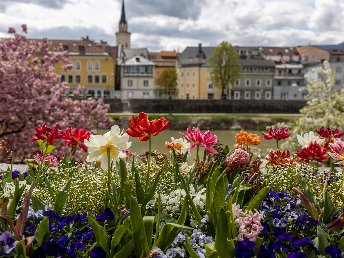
xmin=0 ymin=25 xmax=112 ymax=162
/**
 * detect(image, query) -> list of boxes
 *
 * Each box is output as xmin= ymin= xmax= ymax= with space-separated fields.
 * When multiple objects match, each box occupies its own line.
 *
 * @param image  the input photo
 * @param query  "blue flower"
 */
xmin=325 ymin=245 xmax=343 ymax=258
xmin=44 ymin=210 xmax=61 ymax=220
xmin=0 ymin=231 xmax=16 ymax=254
xmin=96 ymin=208 xmax=114 ymax=221
xmin=291 ymin=237 xmax=313 ymax=248
xmin=58 ymin=235 xmax=70 ymax=249
xmin=258 ymin=244 xmax=275 ymax=258
xmin=90 ymin=247 xmax=106 ymax=258
xmin=82 ymin=230 xmax=94 ymax=241
xmin=236 ymin=239 xmax=256 ymax=258
xmin=12 ymin=170 xmax=20 ymax=179
xmin=287 ymin=251 xmax=306 ymax=258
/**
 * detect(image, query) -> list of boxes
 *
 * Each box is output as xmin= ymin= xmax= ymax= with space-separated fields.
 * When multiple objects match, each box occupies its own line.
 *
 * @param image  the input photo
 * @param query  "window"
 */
xmin=181 ymin=72 xmax=184 ymax=77
xmin=207 ymin=93 xmax=214 ymax=99
xmin=265 ymin=91 xmax=272 ymax=99
xmin=244 ymin=91 xmax=251 ymax=99
xmin=88 ymin=90 xmax=95 ymax=97
xmin=336 ymin=67 xmax=342 ymax=73
xmin=234 ymin=91 xmax=240 ymax=99
xmin=335 ymin=80 xmax=341 ymax=86
xmin=266 ymin=79 xmax=271 ymax=87
xmin=181 ymin=83 xmax=184 ymax=88
xmin=76 ymin=75 xmax=81 ymax=83
xmin=95 ymin=75 xmax=100 ymax=83
xmin=277 ymin=81 xmax=282 ymax=86
xmin=256 ymin=79 xmax=261 ymax=87
xmin=87 ymin=62 xmax=93 ymax=70
xmin=143 ymin=92 xmax=149 ymax=99
xmin=245 ymin=79 xmax=251 ymax=86
xmin=128 ymin=80 xmax=133 ymax=87
xmin=193 ymin=71 xmax=195 ymax=76
xmin=255 ymin=91 xmax=261 ymax=99
xmin=192 ymin=83 xmax=195 ymax=88
xmin=75 ymin=62 xmax=81 ymax=70
xmin=192 ymin=94 xmax=195 ymax=99
xmin=208 ymin=83 xmax=213 ymax=89
xmin=88 ymin=75 xmax=93 ymax=83
xmin=61 ymin=75 xmax=65 ymax=82
xmin=143 ymin=80 xmax=149 ymax=87
xmin=235 ymin=80 xmax=240 ymax=86
xmin=186 ymin=93 xmax=189 ymax=99
xmin=94 ymin=62 xmax=100 ymax=70
xmin=102 ymin=75 xmax=107 ymax=83
xmin=104 ymin=90 xmax=110 ymax=99
xmin=128 ymin=91 xmax=133 ymax=99
xmin=68 ymin=75 xmax=73 ymax=83
xmin=187 ymin=83 xmax=189 ymax=88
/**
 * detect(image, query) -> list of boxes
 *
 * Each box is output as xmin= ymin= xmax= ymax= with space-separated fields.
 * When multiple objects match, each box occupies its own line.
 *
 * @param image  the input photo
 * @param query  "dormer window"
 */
xmin=79 ymin=45 xmax=85 ymax=54
xmin=136 ymin=57 xmax=140 ymax=62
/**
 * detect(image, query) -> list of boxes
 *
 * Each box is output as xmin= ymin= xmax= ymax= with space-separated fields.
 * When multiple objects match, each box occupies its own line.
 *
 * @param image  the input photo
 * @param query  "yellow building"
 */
xmin=50 ymin=38 xmax=116 ymax=98
xmin=177 ymin=45 xmax=221 ymax=99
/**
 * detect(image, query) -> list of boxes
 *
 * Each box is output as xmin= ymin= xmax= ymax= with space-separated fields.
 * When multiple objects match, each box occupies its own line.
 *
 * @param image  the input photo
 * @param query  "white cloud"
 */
xmin=0 ymin=0 xmax=343 ymax=51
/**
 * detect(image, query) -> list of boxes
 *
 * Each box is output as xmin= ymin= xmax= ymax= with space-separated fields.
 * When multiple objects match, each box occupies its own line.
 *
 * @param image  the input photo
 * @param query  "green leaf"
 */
xmin=113 ymin=239 xmax=134 ymax=258
xmin=14 ymin=240 xmax=27 ymax=258
xmin=322 ymin=189 xmax=335 ymax=224
xmin=253 ymin=237 xmax=264 ymax=256
xmin=88 ymin=214 xmax=110 ymax=257
xmin=53 ymin=179 xmax=71 ymax=215
xmin=119 ymin=159 xmax=127 ymax=193
xmin=205 ymin=242 xmax=219 ymax=258
xmin=34 ymin=217 xmax=49 ymax=247
xmin=154 ymin=223 xmax=192 ymax=252
xmin=185 ymin=235 xmax=199 ymax=258
xmin=143 ymin=216 xmax=155 ymax=249
xmin=8 ymin=180 xmax=25 ymax=218
xmin=215 ymin=208 xmax=230 ymax=258
xmin=338 ymin=236 xmax=344 ymax=252
xmin=313 ymin=226 xmax=330 ymax=254
xmin=30 ymin=195 xmax=45 ymax=211
xmin=227 ymin=197 xmax=237 ymax=239
xmin=133 ymin=166 xmax=145 ymax=205
xmin=110 ymin=217 xmax=130 ymax=255
xmin=130 ymin=196 xmax=149 ymax=257
xmin=144 ymin=169 xmax=162 ymax=205
xmin=244 ymin=187 xmax=269 ymax=211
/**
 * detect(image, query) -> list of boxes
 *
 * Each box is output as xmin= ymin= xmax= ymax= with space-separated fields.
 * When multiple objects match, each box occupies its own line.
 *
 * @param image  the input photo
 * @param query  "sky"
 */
xmin=0 ymin=0 xmax=343 ymax=51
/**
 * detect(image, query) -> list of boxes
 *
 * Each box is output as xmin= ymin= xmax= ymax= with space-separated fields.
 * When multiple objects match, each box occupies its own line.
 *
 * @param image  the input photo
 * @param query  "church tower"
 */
xmin=116 ymin=0 xmax=131 ymax=48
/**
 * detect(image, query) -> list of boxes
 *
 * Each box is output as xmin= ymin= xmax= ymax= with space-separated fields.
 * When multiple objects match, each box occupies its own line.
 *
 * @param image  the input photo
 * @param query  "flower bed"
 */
xmin=0 ymin=112 xmax=343 ymax=257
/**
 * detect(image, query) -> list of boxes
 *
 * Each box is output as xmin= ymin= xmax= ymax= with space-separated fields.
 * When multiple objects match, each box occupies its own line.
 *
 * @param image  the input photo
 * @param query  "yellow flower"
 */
xmin=84 ymin=125 xmax=131 ymax=170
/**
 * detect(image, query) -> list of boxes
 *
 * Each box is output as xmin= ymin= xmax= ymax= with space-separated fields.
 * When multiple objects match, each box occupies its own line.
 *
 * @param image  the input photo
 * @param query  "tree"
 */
xmin=282 ymin=60 xmax=344 ymax=150
xmin=209 ymin=41 xmax=241 ymax=99
xmin=0 ymin=26 xmax=111 ymax=162
xmin=155 ymin=69 xmax=178 ymax=114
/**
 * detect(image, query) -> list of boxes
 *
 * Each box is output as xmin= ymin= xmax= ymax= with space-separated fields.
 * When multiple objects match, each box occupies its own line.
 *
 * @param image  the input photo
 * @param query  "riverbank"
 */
xmin=108 ymin=113 xmax=298 ymax=130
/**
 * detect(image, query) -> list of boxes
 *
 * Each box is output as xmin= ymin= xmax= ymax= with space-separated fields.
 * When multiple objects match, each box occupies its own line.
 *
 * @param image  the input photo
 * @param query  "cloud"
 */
xmin=27 ymin=26 xmax=114 ymax=43
xmin=309 ymin=0 xmax=344 ymax=31
xmin=125 ymin=0 xmax=206 ymax=19
xmin=0 ymin=0 xmax=72 ymax=9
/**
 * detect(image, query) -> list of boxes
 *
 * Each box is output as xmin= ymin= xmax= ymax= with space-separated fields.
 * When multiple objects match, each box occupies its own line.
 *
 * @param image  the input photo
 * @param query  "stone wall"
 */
xmin=105 ymin=99 xmax=306 ymax=113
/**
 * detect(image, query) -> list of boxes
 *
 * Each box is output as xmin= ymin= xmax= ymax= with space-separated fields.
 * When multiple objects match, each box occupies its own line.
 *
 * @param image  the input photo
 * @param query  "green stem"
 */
xmin=195 ymin=145 xmax=200 ymax=164
xmin=107 ymin=148 xmax=111 ymax=206
xmin=276 ymin=140 xmax=279 ymax=149
xmin=146 ymin=135 xmax=152 ymax=189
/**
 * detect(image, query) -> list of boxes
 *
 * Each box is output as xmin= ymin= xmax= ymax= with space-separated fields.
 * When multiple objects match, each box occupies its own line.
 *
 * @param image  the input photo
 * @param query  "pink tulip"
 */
xmin=180 ymin=127 xmax=218 ymax=154
xmin=329 ymin=140 xmax=344 ymax=165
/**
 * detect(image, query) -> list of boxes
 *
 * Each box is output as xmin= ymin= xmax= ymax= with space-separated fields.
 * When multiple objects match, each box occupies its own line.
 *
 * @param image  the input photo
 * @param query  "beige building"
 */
xmin=177 ymin=45 xmax=222 ymax=100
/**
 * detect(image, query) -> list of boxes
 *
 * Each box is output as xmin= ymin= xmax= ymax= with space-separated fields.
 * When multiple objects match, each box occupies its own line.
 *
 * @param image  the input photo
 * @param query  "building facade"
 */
xmin=51 ymin=39 xmax=116 ymax=98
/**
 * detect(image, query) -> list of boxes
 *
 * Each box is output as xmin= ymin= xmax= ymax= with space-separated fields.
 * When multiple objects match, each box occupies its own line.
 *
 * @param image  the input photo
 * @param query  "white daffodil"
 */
xmin=297 ymin=131 xmax=325 ymax=147
xmin=84 ymin=125 xmax=131 ymax=170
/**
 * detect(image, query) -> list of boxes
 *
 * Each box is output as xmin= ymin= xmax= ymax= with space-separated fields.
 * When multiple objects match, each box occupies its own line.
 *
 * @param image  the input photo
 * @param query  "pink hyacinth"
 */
xmin=224 ymin=148 xmax=250 ymax=171
xmin=236 ymin=210 xmax=264 ymax=242
xmin=180 ymin=127 xmax=218 ymax=154
xmin=329 ymin=139 xmax=344 ymax=165
xmin=34 ymin=153 xmax=59 ymax=167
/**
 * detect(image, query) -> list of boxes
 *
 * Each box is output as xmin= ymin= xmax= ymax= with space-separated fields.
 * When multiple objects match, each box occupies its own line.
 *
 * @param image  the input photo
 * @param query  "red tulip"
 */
xmin=297 ymin=142 xmax=328 ymax=163
xmin=126 ymin=112 xmax=170 ymax=141
xmin=32 ymin=124 xmax=63 ymax=145
xmin=262 ymin=127 xmax=290 ymax=141
xmin=266 ymin=149 xmax=294 ymax=166
xmin=62 ymin=128 xmax=90 ymax=153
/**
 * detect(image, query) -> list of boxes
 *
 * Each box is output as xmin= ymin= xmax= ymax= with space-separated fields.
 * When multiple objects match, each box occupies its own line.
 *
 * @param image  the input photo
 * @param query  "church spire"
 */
xmin=116 ymin=0 xmax=131 ymax=48
xmin=119 ymin=0 xmax=128 ymax=32
xmin=120 ymin=0 xmax=127 ymax=25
